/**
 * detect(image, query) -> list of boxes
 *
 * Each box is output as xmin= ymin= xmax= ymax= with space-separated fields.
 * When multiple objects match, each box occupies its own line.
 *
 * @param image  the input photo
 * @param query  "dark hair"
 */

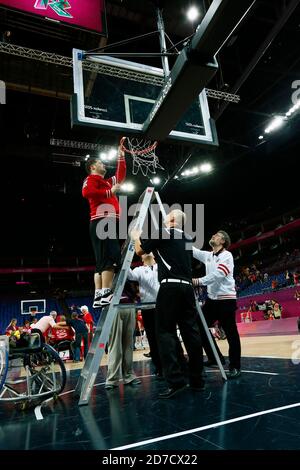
xmin=85 ymin=157 xmax=100 ymax=174
xmin=218 ymin=230 xmax=231 ymax=249
xmin=121 ymin=281 xmax=140 ymax=304
xmin=71 ymin=312 xmax=79 ymax=319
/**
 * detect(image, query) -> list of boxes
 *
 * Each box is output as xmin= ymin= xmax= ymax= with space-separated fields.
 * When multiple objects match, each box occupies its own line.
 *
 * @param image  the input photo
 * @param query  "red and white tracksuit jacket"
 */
xmin=193 ymin=248 xmax=236 ymax=300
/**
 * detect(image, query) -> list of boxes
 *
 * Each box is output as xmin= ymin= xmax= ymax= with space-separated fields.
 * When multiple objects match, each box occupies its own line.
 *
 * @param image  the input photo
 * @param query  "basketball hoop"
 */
xmin=120 ymin=136 xmax=164 ymax=177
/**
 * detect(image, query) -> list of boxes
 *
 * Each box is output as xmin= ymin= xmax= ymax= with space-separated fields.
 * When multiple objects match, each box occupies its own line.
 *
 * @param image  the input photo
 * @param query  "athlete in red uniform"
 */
xmin=82 ymin=144 xmax=126 ymax=308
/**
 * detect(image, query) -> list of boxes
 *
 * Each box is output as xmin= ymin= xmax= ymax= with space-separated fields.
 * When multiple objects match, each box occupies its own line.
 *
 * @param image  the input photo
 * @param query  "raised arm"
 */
xmin=116 ymin=146 xmax=126 ymax=184
xmin=192 ymin=247 xmax=209 ymax=264
xmin=128 ymin=268 xmax=141 ymax=282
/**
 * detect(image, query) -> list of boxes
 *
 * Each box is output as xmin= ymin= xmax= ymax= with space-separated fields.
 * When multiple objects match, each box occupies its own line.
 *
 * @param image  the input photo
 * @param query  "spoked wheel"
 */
xmin=24 ymin=344 xmax=66 ymax=399
xmin=18 ymin=401 xmax=28 ymax=411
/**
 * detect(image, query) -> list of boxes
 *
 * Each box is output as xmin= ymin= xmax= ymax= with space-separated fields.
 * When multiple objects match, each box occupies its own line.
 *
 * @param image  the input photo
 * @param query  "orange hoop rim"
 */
xmin=120 ymin=136 xmax=158 ymax=156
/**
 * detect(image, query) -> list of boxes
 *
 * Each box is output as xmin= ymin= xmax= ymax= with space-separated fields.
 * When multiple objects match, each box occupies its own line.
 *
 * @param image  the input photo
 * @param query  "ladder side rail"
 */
xmin=77 ymin=188 xmax=156 ymax=405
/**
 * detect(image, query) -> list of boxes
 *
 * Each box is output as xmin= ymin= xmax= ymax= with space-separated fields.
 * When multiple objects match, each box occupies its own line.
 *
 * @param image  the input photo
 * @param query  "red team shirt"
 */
xmin=83 ymin=312 xmax=94 ymax=332
xmin=82 ymin=155 xmax=126 ymax=221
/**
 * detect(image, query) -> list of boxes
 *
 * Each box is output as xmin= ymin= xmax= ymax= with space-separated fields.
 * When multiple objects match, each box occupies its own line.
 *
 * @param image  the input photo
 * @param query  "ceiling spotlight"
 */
xmin=107 ymin=148 xmax=117 ymax=160
xmin=152 ymin=177 xmax=161 ymax=185
xmin=200 ymin=163 xmax=213 ymax=173
xmin=264 ymin=115 xmax=285 ymax=134
xmin=121 ymin=182 xmax=135 ymax=192
xmin=100 ymin=152 xmax=107 ymax=161
xmin=174 ymin=175 xmax=179 ymax=179
xmin=187 ymin=6 xmax=200 ymax=22
xmin=85 ymin=154 xmax=90 ymax=161
xmin=286 ymin=100 xmax=300 ymax=118
xmin=126 ymin=183 xmax=134 ymax=192
xmin=258 ymin=135 xmax=264 ymax=140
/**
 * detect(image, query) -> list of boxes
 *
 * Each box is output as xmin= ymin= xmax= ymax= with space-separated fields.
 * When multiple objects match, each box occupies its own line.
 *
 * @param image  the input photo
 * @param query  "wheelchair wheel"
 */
xmin=18 ymin=401 xmax=28 ymax=411
xmin=53 ymin=340 xmax=73 ymax=361
xmin=24 ymin=344 xmax=66 ymax=398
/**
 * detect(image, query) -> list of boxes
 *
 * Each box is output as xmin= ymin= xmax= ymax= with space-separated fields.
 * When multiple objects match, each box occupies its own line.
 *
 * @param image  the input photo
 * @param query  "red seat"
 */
xmin=48 ymin=315 xmax=75 ymax=344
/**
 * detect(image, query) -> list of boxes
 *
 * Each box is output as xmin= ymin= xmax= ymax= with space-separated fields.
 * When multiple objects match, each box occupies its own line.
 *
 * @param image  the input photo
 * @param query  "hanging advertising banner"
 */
xmin=0 ymin=1 xmax=107 ymax=35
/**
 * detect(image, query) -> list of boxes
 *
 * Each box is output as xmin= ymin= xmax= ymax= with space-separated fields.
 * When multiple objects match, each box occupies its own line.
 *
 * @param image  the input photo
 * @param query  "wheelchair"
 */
xmin=0 ymin=333 xmax=66 ymax=410
xmin=48 ymin=321 xmax=75 ymax=362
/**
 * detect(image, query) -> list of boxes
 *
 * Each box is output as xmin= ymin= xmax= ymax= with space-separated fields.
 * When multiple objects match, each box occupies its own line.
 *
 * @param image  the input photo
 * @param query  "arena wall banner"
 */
xmin=0 ymin=0 xmax=107 ymax=35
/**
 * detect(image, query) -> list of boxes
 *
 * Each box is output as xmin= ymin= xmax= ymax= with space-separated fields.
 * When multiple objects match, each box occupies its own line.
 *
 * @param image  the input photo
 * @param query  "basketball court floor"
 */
xmin=1 ymin=335 xmax=300 ymax=451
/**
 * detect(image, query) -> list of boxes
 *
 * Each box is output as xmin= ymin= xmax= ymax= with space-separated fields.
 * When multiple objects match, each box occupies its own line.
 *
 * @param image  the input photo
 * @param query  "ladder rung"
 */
xmin=94 ymin=327 xmax=103 ymax=333
xmin=81 ymin=370 xmax=89 ymax=380
xmin=86 ymin=351 xmax=95 ymax=357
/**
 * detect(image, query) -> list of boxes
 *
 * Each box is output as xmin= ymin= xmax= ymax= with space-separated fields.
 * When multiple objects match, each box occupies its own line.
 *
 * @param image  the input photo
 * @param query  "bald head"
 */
xmin=164 ymin=209 xmax=186 ymax=228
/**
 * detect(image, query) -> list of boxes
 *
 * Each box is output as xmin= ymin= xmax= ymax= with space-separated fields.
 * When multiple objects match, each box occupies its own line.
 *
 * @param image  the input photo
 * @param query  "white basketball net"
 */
xmin=121 ymin=137 xmax=164 ymax=177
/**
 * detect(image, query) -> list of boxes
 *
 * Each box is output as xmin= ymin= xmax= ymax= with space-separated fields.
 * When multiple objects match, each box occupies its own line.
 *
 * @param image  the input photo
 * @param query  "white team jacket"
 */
xmin=193 ymin=247 xmax=236 ymax=300
xmin=127 ymin=264 xmax=159 ymax=306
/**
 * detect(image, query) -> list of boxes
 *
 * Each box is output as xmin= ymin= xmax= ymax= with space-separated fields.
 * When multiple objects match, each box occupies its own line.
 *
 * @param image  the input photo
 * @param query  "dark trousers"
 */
xmin=141 ymin=309 xmax=162 ymax=374
xmin=71 ymin=332 xmax=89 ymax=361
xmin=155 ymin=283 xmax=203 ymax=388
xmin=199 ymin=298 xmax=241 ymax=370
xmin=142 ymin=309 xmax=188 ymax=376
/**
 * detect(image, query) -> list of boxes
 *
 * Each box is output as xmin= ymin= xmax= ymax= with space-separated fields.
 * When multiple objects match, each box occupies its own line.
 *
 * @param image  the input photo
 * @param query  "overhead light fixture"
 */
xmin=121 ymin=182 xmax=135 ymax=192
xmin=285 ymin=100 xmax=300 ymax=117
xmin=107 ymin=148 xmax=117 ymax=160
xmin=187 ymin=6 xmax=200 ymax=22
xmin=260 ymin=96 xmax=300 ymax=139
xmin=100 ymin=152 xmax=107 ymax=161
xmin=152 ymin=177 xmax=161 ymax=185
xmin=85 ymin=154 xmax=90 ymax=161
xmin=199 ymin=163 xmax=213 ymax=173
xmin=181 ymin=162 xmax=213 ymax=178
xmin=264 ymin=115 xmax=286 ymax=134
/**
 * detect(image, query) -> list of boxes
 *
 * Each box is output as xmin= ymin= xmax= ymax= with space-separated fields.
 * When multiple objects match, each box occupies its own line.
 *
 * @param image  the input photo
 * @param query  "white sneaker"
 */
xmin=93 ymin=295 xmax=102 ymax=308
xmin=99 ymin=290 xmax=113 ymax=306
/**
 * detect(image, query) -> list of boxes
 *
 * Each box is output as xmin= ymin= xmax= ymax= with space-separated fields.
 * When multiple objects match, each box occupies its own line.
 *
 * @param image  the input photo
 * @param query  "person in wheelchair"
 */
xmin=30 ymin=311 xmax=66 ymax=343
xmin=23 ymin=320 xmax=32 ymax=334
xmin=57 ymin=312 xmax=89 ymax=362
xmin=8 ymin=326 xmax=31 ymax=349
xmin=5 ymin=318 xmax=18 ymax=336
xmin=48 ymin=315 xmax=75 ymax=359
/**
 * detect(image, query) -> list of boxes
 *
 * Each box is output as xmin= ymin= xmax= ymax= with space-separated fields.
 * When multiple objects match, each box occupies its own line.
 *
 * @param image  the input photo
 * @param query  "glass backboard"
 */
xmin=72 ymin=49 xmax=218 ymax=146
